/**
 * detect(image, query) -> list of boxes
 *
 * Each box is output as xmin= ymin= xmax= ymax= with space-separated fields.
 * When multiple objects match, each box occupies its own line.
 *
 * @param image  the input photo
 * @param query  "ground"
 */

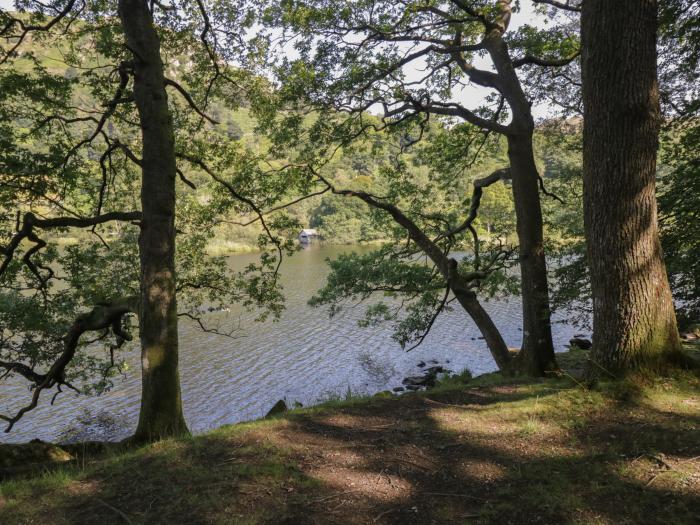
xmin=0 ymin=349 xmax=699 ymax=524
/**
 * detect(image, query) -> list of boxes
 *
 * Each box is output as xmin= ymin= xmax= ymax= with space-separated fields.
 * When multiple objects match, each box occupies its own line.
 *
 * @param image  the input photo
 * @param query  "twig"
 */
xmin=587 ymin=357 xmax=617 ymax=379
xmin=373 ymin=507 xmax=399 ymax=522
xmin=423 ymin=397 xmax=470 ymax=409
xmin=94 ymin=498 xmax=133 ymax=524
xmin=423 ymin=492 xmax=485 ymax=500
xmin=544 ymin=368 xmax=587 ymax=389
xmin=312 ymin=489 xmax=363 ymax=503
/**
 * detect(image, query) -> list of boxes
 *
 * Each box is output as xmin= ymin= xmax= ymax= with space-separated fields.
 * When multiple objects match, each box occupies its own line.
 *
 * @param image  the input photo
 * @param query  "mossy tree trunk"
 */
xmin=118 ymin=0 xmax=189 ymax=440
xmin=581 ymin=0 xmax=681 ymax=371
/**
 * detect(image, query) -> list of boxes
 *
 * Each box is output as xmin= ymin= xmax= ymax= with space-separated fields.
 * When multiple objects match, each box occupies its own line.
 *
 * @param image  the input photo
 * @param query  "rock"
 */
xmin=422 ymin=371 xmax=440 ymax=387
xmin=425 ymin=366 xmax=445 ymax=374
xmin=265 ymin=399 xmax=288 ymax=418
xmin=404 ymin=385 xmax=422 ymax=391
xmin=0 ymin=442 xmax=73 ymax=470
xmin=681 ymin=332 xmax=700 ymax=343
xmin=404 ymin=375 xmax=436 ymax=388
xmin=446 ymin=359 xmax=450 ymax=363
xmin=430 ymin=359 xmax=439 ymax=364
xmin=686 ymin=323 xmax=700 ymax=335
xmin=417 ymin=361 xmax=426 ymax=368
xmin=393 ymin=387 xmax=405 ymax=392
xmin=569 ymin=337 xmax=592 ymax=350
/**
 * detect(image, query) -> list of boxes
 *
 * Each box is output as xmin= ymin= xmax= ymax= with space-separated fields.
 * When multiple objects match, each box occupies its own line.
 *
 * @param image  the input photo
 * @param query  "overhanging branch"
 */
xmin=513 ymin=51 xmax=580 ymax=68
xmin=0 ymin=211 xmax=142 ymax=286
xmin=0 ymin=296 xmax=139 ymax=432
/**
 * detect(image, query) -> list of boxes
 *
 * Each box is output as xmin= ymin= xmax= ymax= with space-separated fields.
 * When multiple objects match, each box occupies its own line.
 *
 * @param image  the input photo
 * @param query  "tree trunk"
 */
xmin=341 ymin=190 xmax=513 ymax=370
xmin=118 ymin=0 xmax=189 ymax=440
xmin=451 ymin=288 xmax=512 ymax=371
xmin=507 ymin=132 xmax=557 ymax=375
xmin=486 ymin=31 xmax=557 ymax=376
xmin=581 ymin=0 xmax=681 ymax=371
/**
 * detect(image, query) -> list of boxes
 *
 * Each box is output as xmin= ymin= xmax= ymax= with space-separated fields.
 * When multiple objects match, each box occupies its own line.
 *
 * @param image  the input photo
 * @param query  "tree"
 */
xmin=262 ymin=0 xmax=581 ymax=375
xmin=581 ymin=0 xmax=682 ymax=371
xmin=118 ymin=0 xmax=188 ymax=441
xmin=659 ymin=121 xmax=700 ymax=329
xmin=657 ymin=0 xmax=700 ymax=329
xmin=0 ymin=0 xmax=291 ymax=439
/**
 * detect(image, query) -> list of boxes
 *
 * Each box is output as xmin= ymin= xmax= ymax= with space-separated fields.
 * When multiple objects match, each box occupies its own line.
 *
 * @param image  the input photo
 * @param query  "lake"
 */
xmin=0 ymin=245 xmax=584 ymax=443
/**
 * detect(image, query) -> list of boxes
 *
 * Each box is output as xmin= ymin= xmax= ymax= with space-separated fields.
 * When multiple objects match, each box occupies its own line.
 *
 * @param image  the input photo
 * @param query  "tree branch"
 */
xmin=532 ymin=0 xmax=582 ymax=13
xmin=0 ymin=0 xmax=79 ymax=64
xmin=164 ymin=78 xmax=219 ymax=124
xmin=513 ymin=50 xmax=580 ymax=68
xmin=405 ymin=286 xmax=451 ymax=352
xmin=0 ymin=296 xmax=139 ymax=432
xmin=0 ymin=211 xmax=142 ymax=286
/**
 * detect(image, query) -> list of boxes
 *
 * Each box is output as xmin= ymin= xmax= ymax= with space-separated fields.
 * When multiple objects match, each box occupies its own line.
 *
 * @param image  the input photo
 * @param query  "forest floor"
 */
xmin=0 ymin=348 xmax=699 ymax=525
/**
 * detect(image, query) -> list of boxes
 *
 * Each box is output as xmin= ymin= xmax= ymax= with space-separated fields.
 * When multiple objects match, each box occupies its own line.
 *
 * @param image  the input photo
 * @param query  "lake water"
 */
xmin=0 ymin=245 xmax=584 ymax=443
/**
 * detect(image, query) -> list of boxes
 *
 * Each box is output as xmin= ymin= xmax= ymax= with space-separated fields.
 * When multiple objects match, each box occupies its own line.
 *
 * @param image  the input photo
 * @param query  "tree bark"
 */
xmin=335 ymin=189 xmax=513 ymax=371
xmin=581 ymin=0 xmax=681 ymax=371
xmin=486 ymin=31 xmax=557 ymax=376
xmin=507 ymin=132 xmax=557 ymax=375
xmin=118 ymin=0 xmax=189 ymax=440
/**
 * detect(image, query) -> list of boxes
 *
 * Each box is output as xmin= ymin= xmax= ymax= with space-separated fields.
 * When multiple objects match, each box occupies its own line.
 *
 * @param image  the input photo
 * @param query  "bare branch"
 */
xmin=164 ymin=78 xmax=219 ymax=124
xmin=513 ymin=51 xmax=580 ymax=68
xmin=405 ymin=286 xmax=451 ymax=352
xmin=178 ymin=312 xmax=238 ymax=338
xmin=532 ymin=0 xmax=582 ymax=13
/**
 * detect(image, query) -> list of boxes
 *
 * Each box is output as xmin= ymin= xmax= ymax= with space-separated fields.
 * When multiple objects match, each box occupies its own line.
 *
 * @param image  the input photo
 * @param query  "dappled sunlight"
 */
xmin=457 ymin=459 xmax=508 ymax=483
xmin=2 ymin=375 xmax=699 ymax=524
xmin=617 ymin=455 xmax=700 ymax=496
xmin=64 ymin=480 xmax=101 ymax=498
xmin=307 ymin=466 xmax=415 ymax=502
xmin=634 ymin=388 xmax=700 ymax=418
xmin=313 ymin=414 xmax=400 ymax=431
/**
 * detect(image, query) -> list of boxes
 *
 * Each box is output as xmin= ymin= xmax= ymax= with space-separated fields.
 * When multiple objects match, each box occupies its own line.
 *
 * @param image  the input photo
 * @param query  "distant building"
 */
xmin=298 ymin=228 xmax=319 ymax=243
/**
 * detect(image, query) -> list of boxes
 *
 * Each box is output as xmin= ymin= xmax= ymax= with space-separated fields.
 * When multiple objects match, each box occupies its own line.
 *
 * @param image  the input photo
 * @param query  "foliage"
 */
xmin=659 ymin=120 xmax=700 ymax=327
xmin=0 ymin=0 xmax=296 ymax=429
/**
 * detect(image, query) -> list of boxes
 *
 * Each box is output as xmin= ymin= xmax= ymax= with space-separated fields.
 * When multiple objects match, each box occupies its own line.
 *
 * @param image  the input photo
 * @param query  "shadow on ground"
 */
xmin=1 ymin=375 xmax=699 ymax=524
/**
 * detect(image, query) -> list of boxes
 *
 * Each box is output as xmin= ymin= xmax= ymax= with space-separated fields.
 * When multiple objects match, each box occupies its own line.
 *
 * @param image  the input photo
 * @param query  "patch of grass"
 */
xmin=518 ymin=413 xmax=544 ymax=436
xmin=1 ymin=357 xmax=699 ymax=525
xmin=205 ymin=239 xmax=260 ymax=255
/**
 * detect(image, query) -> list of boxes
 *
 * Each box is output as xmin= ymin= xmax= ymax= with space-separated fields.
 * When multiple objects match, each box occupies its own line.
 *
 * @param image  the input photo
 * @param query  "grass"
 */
xmin=205 ymin=239 xmax=261 ymax=256
xmin=0 ymin=353 xmax=699 ymax=524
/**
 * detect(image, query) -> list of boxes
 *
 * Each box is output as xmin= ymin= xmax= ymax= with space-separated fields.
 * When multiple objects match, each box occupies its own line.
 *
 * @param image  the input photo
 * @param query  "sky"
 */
xmin=0 ymin=0 xmax=561 ymax=119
